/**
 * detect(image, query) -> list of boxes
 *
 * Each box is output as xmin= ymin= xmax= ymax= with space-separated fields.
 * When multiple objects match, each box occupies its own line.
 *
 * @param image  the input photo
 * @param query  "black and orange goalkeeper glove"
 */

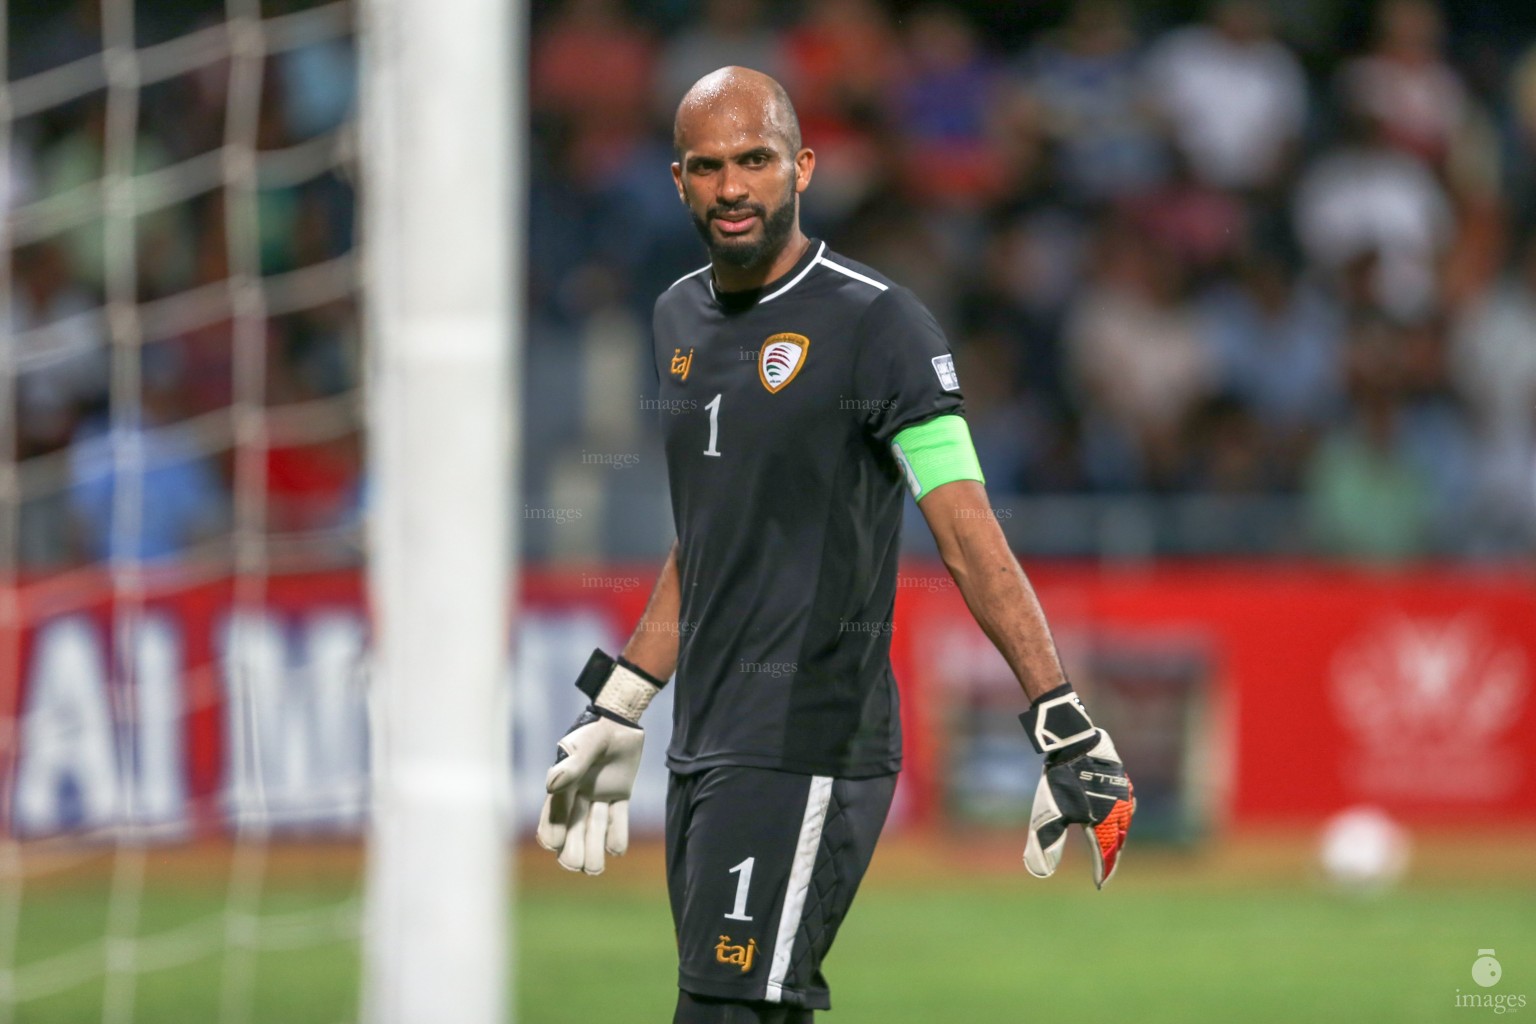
xmin=1020 ymin=683 xmax=1135 ymax=888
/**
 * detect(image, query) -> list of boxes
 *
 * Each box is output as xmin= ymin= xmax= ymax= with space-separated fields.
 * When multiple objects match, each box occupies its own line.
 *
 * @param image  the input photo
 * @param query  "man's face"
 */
xmin=672 ymin=107 xmax=811 ymax=272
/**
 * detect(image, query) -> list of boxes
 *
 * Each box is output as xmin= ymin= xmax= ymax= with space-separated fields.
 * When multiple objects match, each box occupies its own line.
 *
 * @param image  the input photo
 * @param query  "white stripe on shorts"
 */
xmin=763 ymin=775 xmax=834 ymax=1003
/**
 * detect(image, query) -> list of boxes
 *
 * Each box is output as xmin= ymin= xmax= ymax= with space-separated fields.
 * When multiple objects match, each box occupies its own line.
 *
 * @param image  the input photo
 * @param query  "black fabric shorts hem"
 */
xmin=678 ymin=971 xmax=830 ymax=1011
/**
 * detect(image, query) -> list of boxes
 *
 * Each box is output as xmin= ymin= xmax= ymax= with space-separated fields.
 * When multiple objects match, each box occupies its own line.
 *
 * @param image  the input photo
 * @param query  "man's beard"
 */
xmin=690 ymin=182 xmax=798 ymax=272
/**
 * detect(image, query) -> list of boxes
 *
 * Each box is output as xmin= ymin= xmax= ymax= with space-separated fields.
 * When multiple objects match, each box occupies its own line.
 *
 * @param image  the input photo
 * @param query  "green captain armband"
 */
xmin=890 ymin=414 xmax=984 ymax=501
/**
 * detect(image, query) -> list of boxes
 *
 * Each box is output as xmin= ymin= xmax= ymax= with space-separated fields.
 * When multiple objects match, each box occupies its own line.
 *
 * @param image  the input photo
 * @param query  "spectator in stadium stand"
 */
xmin=9 ymin=242 xmax=108 ymax=460
xmin=1197 ymin=253 xmax=1347 ymax=483
xmin=1392 ymin=314 xmax=1480 ymax=552
xmin=1063 ymin=217 xmax=1215 ymax=490
xmin=35 ymin=98 xmax=195 ymax=299
xmin=1339 ymin=0 xmax=1469 ymax=170
xmin=1304 ymin=315 xmax=1435 ymax=561
xmin=889 ymin=5 xmax=1008 ymax=208
xmin=656 ymin=0 xmax=784 ymax=123
xmin=532 ymin=0 xmax=657 ymax=184
xmin=65 ymin=355 xmax=230 ymax=565
xmin=276 ymin=24 xmax=357 ymax=140
xmin=9 ymin=241 xmax=108 ymax=567
xmin=1179 ymin=394 xmax=1281 ymax=501
xmin=1015 ymin=0 xmax=1167 ymax=202
xmin=1121 ymin=148 xmax=1248 ymax=276
xmin=1143 ymin=0 xmax=1308 ymax=194
xmin=1451 ymin=233 xmax=1536 ymax=552
xmin=1292 ymin=109 xmax=1453 ymax=323
xmin=959 ymin=217 xmax=1082 ymax=417
xmin=778 ymin=0 xmax=903 ymax=222
xmin=1509 ymin=42 xmax=1536 ymax=228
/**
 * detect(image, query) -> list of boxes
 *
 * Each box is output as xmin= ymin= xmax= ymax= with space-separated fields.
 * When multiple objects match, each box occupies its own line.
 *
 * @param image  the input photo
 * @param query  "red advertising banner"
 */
xmin=894 ymin=564 xmax=1536 ymax=827
xmin=2 ymin=563 xmax=1532 ymax=835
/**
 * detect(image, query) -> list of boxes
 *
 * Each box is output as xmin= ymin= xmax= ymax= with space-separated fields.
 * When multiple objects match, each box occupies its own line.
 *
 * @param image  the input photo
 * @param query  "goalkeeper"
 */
xmin=537 ymin=66 xmax=1134 ymax=1024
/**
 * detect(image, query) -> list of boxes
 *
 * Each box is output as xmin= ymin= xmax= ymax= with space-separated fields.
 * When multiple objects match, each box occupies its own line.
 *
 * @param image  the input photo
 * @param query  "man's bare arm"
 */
xmin=917 ymin=480 xmax=1065 ymax=702
xmin=620 ymin=541 xmax=681 ymax=682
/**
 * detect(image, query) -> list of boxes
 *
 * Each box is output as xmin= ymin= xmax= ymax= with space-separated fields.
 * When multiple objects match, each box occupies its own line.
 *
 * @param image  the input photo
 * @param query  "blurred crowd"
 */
xmin=8 ymin=0 xmax=1536 ymax=568
xmin=6 ymin=0 xmax=361 ymax=568
xmin=530 ymin=0 xmax=1536 ymax=561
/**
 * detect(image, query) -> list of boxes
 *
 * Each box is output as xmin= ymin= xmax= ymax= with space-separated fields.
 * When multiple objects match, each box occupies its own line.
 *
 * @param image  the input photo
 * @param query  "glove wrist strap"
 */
xmin=573 ymin=648 xmax=665 ymax=724
xmin=595 ymin=662 xmax=662 ymax=723
xmin=1020 ymin=682 xmax=1097 ymax=756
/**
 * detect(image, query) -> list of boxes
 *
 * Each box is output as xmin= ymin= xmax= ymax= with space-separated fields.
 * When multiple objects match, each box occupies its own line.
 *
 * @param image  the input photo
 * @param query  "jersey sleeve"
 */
xmin=852 ymin=286 xmax=965 ymax=445
xmin=650 ymin=298 xmax=666 ymax=386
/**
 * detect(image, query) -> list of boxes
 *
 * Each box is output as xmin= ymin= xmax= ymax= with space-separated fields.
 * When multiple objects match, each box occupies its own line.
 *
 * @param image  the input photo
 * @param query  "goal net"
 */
xmin=0 ymin=0 xmax=515 ymax=1019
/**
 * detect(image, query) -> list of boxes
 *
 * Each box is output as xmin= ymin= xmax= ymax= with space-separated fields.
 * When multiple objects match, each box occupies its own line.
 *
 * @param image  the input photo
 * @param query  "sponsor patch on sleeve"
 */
xmin=931 ymin=354 xmax=960 ymax=392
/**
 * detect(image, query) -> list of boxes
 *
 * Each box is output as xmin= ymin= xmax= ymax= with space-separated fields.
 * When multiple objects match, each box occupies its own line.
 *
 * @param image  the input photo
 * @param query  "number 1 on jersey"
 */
xmin=703 ymin=393 xmax=723 ymax=457
xmin=724 ymin=856 xmax=754 ymax=921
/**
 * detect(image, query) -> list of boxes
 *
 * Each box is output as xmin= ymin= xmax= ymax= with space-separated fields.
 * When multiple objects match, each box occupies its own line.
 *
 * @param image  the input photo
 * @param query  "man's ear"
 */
xmin=794 ymin=148 xmax=816 ymax=194
xmin=672 ymin=162 xmax=687 ymax=204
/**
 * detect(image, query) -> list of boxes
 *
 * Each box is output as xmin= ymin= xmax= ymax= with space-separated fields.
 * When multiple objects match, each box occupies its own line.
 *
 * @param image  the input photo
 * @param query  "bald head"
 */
xmin=673 ymin=66 xmax=802 ymax=158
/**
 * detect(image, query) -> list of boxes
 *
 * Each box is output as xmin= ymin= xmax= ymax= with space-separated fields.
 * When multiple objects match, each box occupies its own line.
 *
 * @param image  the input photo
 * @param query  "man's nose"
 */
xmin=717 ymin=164 xmax=748 ymax=204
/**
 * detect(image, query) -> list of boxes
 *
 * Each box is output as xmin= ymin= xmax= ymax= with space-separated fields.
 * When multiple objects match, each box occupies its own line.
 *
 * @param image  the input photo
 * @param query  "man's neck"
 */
xmin=711 ymin=229 xmax=812 ymax=294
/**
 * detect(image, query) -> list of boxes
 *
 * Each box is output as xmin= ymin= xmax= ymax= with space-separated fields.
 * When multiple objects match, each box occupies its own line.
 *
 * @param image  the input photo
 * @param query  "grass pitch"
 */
xmin=6 ymin=834 xmax=1533 ymax=1022
xmin=521 ymin=834 xmax=1536 ymax=1024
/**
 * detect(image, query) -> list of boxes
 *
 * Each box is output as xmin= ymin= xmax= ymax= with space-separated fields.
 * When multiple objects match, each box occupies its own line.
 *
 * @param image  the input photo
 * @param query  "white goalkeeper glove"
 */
xmin=535 ymin=649 xmax=665 ymax=875
xmin=1020 ymin=683 xmax=1135 ymax=888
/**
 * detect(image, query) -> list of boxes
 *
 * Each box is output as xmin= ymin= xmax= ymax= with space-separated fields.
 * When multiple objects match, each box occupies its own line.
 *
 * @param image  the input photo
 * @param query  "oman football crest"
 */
xmin=758 ymin=333 xmax=809 ymax=393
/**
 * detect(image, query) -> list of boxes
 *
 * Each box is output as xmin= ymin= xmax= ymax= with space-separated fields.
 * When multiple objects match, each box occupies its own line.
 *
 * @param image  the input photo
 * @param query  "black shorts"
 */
xmin=665 ymin=766 xmax=897 ymax=1010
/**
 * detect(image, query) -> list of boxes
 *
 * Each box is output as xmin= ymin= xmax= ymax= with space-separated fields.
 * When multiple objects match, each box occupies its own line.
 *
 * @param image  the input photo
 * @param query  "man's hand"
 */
xmin=535 ymin=649 xmax=664 ymax=875
xmin=1019 ymin=684 xmax=1135 ymax=888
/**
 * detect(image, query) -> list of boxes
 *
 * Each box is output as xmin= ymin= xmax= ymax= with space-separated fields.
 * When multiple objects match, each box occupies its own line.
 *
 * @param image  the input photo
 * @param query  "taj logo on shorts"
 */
xmin=759 ymin=333 xmax=809 ymax=393
xmin=715 ymin=935 xmax=759 ymax=973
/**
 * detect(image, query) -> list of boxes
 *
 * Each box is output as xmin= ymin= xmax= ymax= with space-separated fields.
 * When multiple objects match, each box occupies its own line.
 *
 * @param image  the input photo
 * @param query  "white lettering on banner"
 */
xmin=11 ymin=600 xmax=670 ymax=837
xmin=14 ymin=617 xmax=120 ymax=834
xmin=1332 ymin=614 xmax=1528 ymax=799
xmin=133 ymin=617 xmax=186 ymax=827
xmin=221 ymin=612 xmax=369 ymax=828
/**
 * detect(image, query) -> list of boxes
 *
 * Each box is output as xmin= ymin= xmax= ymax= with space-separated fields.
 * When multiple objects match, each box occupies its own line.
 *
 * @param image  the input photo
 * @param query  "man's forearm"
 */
xmin=920 ymin=482 xmax=1067 ymax=702
xmin=947 ymin=540 xmax=1067 ymax=702
xmin=620 ymin=542 xmax=681 ymax=682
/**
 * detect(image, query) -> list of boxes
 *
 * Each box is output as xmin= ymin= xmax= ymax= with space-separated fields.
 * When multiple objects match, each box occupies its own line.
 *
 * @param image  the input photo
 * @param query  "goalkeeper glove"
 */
xmin=1020 ymin=683 xmax=1135 ymax=888
xmin=535 ymin=648 xmax=665 ymax=875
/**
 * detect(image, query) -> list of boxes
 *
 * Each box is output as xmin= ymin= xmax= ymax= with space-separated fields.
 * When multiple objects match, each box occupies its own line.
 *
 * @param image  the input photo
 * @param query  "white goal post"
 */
xmin=359 ymin=0 xmax=520 ymax=1020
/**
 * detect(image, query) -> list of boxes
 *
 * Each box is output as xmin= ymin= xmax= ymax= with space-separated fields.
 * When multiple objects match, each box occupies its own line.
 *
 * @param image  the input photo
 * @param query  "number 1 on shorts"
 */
xmin=724 ymin=857 xmax=754 ymax=921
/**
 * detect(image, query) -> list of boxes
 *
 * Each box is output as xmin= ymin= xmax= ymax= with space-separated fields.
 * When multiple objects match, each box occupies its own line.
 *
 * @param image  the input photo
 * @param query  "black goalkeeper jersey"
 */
xmin=652 ymin=239 xmax=965 ymax=778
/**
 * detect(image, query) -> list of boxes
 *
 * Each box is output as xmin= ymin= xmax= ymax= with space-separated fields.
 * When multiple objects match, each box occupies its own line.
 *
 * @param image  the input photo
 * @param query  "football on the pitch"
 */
xmin=1317 ymin=805 xmax=1410 ymax=892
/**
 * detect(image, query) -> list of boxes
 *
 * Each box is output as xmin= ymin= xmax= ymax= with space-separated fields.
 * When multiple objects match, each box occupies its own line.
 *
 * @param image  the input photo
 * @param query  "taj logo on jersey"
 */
xmin=758 ymin=333 xmax=809 ymax=393
xmin=671 ymin=347 xmax=695 ymax=381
